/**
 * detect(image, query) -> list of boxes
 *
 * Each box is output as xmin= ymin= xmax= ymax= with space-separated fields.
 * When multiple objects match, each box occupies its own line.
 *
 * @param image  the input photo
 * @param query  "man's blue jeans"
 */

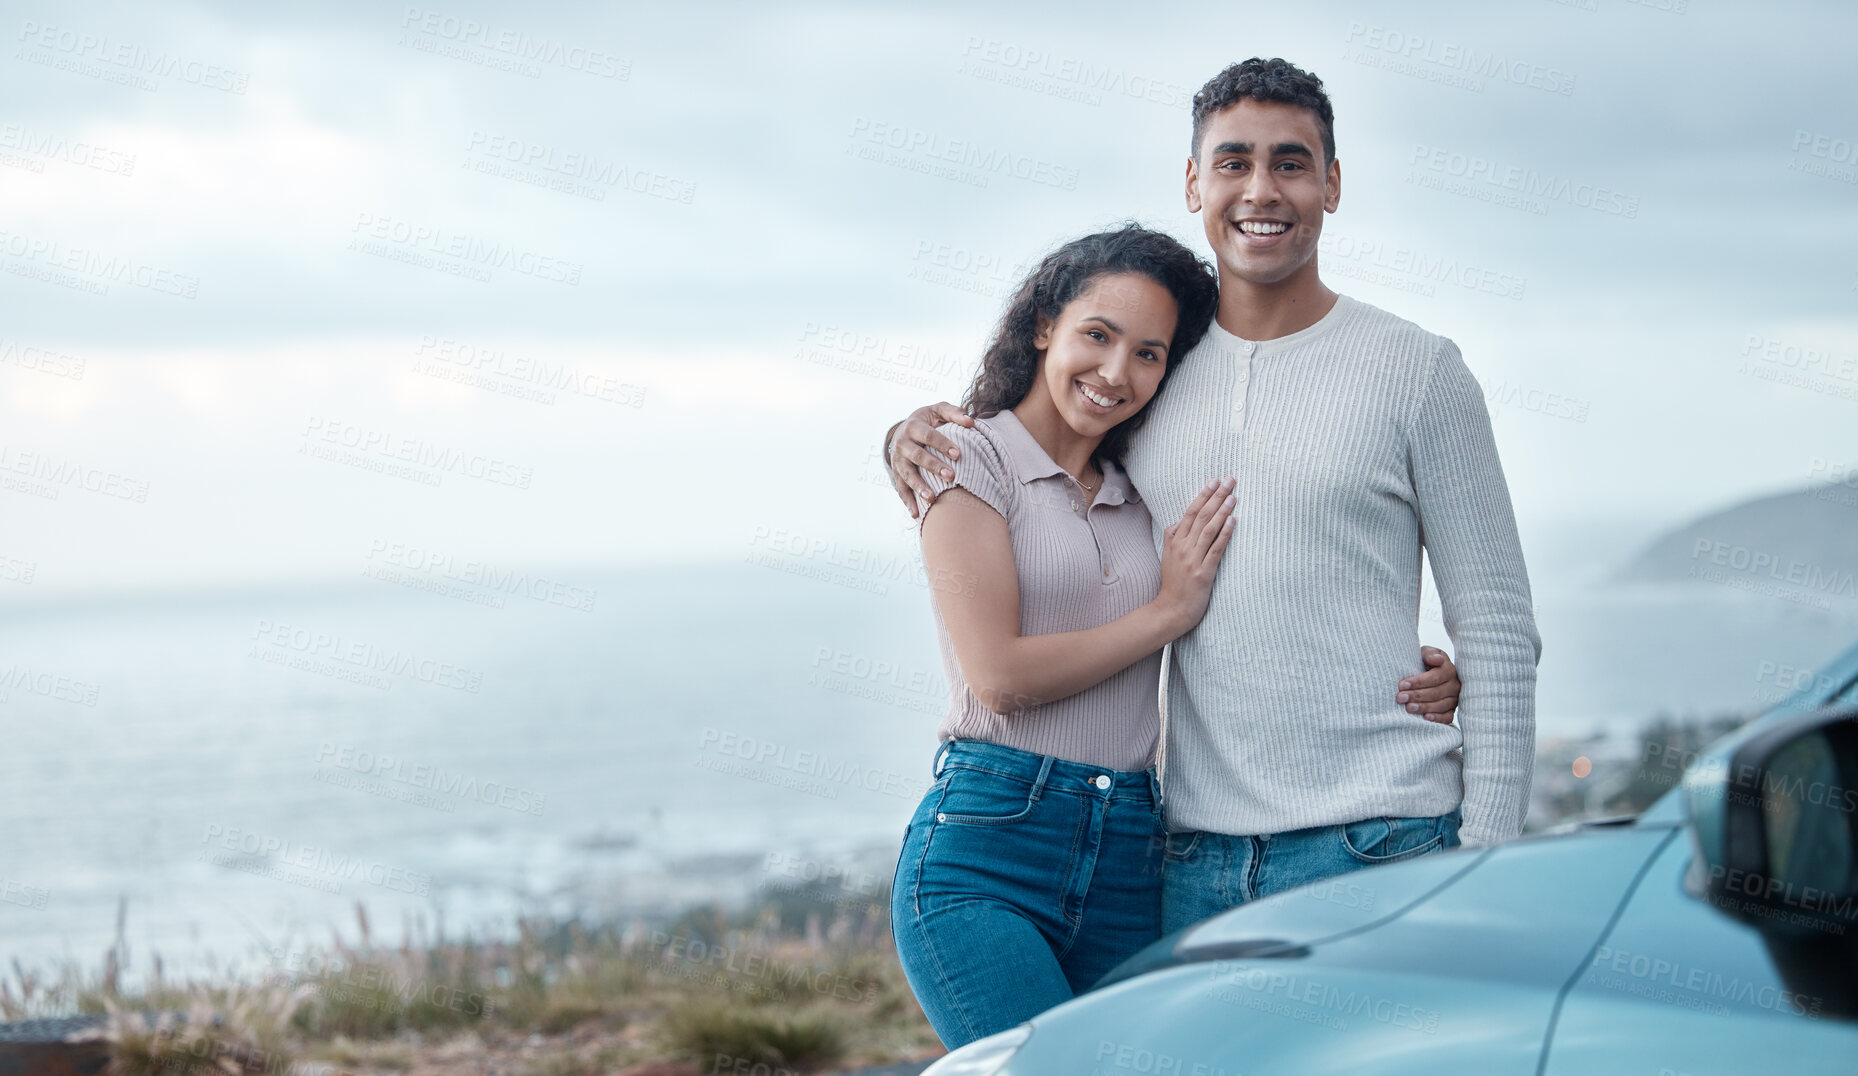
xmin=1160 ymin=808 xmax=1463 ymax=935
xmin=890 ymin=740 xmax=1166 ymax=1049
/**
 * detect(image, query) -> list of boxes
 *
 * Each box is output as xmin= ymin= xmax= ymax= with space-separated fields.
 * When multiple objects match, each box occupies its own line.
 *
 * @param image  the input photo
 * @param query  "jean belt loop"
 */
xmin=932 ymin=740 xmax=953 ymax=778
xmin=1148 ymin=769 xmax=1163 ymax=815
xmin=1030 ymin=754 xmax=1054 ymax=801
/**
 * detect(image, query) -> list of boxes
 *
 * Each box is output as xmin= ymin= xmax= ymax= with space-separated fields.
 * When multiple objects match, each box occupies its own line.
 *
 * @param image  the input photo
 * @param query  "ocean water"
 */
xmin=0 ymin=561 xmax=947 ymax=977
xmin=1 ymin=559 xmax=1853 ymax=977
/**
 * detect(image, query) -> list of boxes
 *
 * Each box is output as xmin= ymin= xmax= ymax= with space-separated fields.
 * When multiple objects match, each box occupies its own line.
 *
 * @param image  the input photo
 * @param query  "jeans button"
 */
xmin=937 ymin=813 xmax=946 ymax=822
xmin=1094 ymin=775 xmax=1110 ymax=790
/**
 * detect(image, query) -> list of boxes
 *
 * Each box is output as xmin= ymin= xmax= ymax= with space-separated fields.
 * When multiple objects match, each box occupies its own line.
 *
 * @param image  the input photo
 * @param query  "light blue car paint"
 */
xmin=925 ymin=640 xmax=1858 ymax=1076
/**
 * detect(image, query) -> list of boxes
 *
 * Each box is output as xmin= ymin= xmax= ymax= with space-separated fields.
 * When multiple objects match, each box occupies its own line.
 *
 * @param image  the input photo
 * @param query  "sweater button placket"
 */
xmin=1231 ymin=341 xmax=1255 ymax=434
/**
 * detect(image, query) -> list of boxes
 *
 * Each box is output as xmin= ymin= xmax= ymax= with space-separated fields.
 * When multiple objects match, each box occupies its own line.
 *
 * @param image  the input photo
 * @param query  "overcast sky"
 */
xmin=3 ymin=0 xmax=1856 ymax=601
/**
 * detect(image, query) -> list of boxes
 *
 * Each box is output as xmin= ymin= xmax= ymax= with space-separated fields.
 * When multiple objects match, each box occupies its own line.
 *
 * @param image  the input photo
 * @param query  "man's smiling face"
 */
xmin=1186 ymin=98 xmax=1341 ymax=288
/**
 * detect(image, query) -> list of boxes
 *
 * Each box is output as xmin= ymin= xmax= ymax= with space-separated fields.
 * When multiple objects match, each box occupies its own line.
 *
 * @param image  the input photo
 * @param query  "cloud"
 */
xmin=1 ymin=0 xmax=1854 ymax=596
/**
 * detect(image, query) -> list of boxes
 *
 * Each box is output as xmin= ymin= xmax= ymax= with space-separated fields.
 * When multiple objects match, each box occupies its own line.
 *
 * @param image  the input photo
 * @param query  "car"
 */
xmin=924 ymin=640 xmax=1858 ymax=1075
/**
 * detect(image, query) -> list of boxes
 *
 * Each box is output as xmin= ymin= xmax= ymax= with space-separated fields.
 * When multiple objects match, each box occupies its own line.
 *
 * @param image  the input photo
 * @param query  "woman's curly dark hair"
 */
xmin=959 ymin=223 xmax=1219 ymax=466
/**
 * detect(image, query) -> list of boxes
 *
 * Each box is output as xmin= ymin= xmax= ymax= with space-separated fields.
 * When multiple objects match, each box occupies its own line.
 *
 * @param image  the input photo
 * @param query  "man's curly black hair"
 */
xmin=1190 ymin=57 xmax=1336 ymax=165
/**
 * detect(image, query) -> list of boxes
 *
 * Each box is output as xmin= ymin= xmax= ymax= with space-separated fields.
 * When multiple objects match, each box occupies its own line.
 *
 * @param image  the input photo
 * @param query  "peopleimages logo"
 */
xmin=957 ymin=36 xmax=1192 ymax=109
xmin=0 ymin=228 xmax=200 ymax=297
xmin=0 ymin=338 xmax=86 ymax=380
xmin=315 ymin=743 xmax=548 ymax=815
xmin=1345 ymin=22 xmax=1577 ymax=96
xmin=248 ymin=619 xmax=485 ymax=694
xmin=0 ymin=663 xmax=100 ymax=706
xmin=397 ymin=8 xmax=630 ymax=79
xmin=0 ymin=443 xmax=149 ymax=502
xmin=0 ymin=879 xmax=49 ymax=910
xmin=1587 ymin=944 xmax=1820 ymax=1017
xmin=1407 ymin=144 xmax=1639 ymax=218
xmin=1484 ymin=381 xmax=1589 ymax=423
xmin=697 ymin=727 xmax=931 ymax=800
xmin=847 ymin=117 xmax=1080 ymax=191
xmin=364 ymin=538 xmax=597 ymax=612
xmin=1317 ymin=232 xmax=1526 ymax=300
xmin=349 ymin=213 xmax=583 ymax=285
xmin=794 ymin=321 xmax=966 ymax=391
xmin=462 ymin=130 xmax=695 ymax=204
xmin=299 ymin=416 xmax=535 ymax=489
xmin=14 ymin=19 xmax=250 ymax=93
xmin=1688 ymin=538 xmax=1858 ymax=602
xmin=199 ymin=824 xmax=431 ymax=896
xmin=0 ymin=123 xmax=136 ymax=175
xmin=415 ymin=336 xmax=646 ymax=408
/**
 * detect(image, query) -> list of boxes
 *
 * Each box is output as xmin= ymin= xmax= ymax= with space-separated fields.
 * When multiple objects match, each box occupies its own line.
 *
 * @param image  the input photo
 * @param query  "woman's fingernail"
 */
xmin=1400 ymin=680 xmax=1411 ymax=690
xmin=1397 ymin=692 xmax=1409 ymax=703
xmin=944 ymin=469 xmax=954 ymax=479
xmin=949 ymin=449 xmax=959 ymax=458
xmin=1408 ymin=703 xmax=1419 ymax=712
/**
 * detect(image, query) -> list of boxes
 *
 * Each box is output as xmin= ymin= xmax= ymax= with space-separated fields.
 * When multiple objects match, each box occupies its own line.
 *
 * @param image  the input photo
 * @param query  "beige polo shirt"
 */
xmin=916 ymin=407 xmax=1163 ymax=772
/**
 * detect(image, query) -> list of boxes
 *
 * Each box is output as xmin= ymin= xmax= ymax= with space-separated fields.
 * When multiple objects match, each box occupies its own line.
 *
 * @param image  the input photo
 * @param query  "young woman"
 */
xmin=886 ymin=225 xmax=1460 ymax=1049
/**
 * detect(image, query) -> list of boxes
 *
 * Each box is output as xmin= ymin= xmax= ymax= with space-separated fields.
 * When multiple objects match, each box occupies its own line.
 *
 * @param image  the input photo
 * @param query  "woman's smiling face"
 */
xmin=1034 ymin=271 xmax=1180 ymax=437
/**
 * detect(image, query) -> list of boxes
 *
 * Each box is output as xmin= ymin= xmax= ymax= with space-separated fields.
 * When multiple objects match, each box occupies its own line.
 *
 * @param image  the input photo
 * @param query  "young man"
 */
xmin=884 ymin=58 xmax=1540 ymax=933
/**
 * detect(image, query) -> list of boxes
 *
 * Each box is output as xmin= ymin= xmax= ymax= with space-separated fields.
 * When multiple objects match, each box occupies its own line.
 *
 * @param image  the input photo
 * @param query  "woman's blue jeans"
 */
xmin=889 ymin=740 xmax=1165 ymax=1049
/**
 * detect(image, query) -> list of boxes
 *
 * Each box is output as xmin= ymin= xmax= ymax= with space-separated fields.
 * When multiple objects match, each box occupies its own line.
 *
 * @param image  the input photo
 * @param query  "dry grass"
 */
xmin=5 ymin=885 xmax=941 ymax=1076
xmin=657 ymin=1001 xmax=844 ymax=1070
xmin=104 ymin=979 xmax=312 ymax=1076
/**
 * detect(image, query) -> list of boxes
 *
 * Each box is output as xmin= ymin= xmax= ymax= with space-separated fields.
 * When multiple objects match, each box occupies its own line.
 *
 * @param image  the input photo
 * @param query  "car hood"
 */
xmin=1098 ymin=823 xmax=1678 ymax=992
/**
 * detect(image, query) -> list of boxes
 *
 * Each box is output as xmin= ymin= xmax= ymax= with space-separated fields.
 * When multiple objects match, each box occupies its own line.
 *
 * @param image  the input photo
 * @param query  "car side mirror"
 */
xmin=1684 ymin=706 xmax=1858 ymax=1017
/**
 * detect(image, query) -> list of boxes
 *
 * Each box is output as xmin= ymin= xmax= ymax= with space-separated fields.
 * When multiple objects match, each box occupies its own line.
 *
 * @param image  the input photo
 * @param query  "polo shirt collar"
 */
xmin=986 ymin=408 xmax=1141 ymax=506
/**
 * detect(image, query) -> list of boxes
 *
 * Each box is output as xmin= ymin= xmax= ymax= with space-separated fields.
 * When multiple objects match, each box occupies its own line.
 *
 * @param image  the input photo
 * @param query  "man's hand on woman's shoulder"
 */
xmin=886 ymin=402 xmax=975 ymax=518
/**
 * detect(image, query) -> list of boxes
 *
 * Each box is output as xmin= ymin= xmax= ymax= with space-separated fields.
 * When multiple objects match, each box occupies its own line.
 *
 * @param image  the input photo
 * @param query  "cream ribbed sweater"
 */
xmin=1125 ymin=294 xmax=1541 ymax=847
